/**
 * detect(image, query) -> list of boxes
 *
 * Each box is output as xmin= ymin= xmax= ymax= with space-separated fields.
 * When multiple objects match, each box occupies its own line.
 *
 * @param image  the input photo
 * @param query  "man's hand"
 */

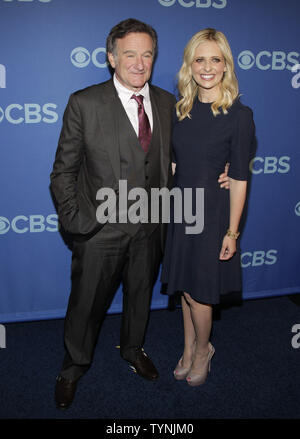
xmin=218 ymin=162 xmax=230 ymax=189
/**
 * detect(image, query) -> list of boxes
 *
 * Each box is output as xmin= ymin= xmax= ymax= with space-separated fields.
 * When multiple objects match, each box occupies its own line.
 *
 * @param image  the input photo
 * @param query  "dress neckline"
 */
xmin=197 ymin=97 xmax=214 ymax=105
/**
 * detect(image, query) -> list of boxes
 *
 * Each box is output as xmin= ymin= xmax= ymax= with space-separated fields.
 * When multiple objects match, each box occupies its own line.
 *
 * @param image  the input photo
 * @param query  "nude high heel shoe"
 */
xmin=173 ymin=357 xmax=191 ymax=380
xmin=186 ymin=343 xmax=215 ymax=386
xmin=173 ymin=342 xmax=196 ymax=380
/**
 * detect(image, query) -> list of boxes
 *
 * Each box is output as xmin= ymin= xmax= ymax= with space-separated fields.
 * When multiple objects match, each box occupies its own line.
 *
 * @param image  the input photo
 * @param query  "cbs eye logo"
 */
xmin=0 ymin=217 xmax=10 ymax=234
xmin=70 ymin=47 xmax=107 ymax=69
xmin=238 ymin=51 xmax=255 ymax=70
xmin=295 ymin=202 xmax=300 ymax=217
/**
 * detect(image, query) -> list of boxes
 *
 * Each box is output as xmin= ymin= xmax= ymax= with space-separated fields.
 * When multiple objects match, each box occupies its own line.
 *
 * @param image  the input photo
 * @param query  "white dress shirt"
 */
xmin=113 ymin=74 xmax=153 ymax=136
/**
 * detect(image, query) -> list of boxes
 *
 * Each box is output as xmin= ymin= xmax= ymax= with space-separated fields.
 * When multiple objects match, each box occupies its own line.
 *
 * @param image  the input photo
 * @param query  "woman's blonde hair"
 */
xmin=176 ymin=28 xmax=239 ymax=120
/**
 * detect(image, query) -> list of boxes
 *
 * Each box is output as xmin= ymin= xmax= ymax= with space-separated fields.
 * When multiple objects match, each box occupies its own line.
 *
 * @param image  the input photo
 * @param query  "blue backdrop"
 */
xmin=1 ymin=0 xmax=299 ymax=323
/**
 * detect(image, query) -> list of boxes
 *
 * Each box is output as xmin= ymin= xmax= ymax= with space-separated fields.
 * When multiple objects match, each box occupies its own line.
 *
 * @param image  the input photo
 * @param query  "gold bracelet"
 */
xmin=226 ymin=229 xmax=240 ymax=239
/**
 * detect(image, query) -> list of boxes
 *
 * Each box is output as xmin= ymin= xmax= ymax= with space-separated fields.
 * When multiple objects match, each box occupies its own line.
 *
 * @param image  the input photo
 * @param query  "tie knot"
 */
xmin=131 ymin=94 xmax=144 ymax=106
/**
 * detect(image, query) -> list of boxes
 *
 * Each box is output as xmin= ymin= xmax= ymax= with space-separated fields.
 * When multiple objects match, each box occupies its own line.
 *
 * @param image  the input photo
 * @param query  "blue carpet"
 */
xmin=0 ymin=295 xmax=299 ymax=419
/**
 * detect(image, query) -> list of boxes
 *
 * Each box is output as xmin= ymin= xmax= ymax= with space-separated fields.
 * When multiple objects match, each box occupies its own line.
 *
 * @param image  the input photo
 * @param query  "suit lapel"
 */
xmin=95 ymin=80 xmax=121 ymax=182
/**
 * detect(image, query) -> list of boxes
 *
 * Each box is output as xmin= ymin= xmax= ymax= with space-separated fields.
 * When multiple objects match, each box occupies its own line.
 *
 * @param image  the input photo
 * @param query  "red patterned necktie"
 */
xmin=131 ymin=94 xmax=152 ymax=153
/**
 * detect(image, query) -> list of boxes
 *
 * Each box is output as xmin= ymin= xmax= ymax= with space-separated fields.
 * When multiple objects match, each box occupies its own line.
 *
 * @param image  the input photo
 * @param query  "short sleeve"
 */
xmin=228 ymin=106 xmax=255 ymax=181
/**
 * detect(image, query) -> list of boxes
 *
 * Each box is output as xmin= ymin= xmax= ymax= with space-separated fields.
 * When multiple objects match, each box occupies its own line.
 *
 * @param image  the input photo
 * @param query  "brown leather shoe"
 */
xmin=55 ymin=375 xmax=78 ymax=410
xmin=127 ymin=349 xmax=159 ymax=381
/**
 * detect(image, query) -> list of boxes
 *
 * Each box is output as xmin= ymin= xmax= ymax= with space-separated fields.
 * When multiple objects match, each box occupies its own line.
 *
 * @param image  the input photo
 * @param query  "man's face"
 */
xmin=108 ymin=32 xmax=154 ymax=92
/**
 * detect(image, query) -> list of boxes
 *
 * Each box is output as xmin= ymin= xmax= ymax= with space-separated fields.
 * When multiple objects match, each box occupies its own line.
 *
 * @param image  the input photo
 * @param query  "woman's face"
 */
xmin=191 ymin=40 xmax=226 ymax=98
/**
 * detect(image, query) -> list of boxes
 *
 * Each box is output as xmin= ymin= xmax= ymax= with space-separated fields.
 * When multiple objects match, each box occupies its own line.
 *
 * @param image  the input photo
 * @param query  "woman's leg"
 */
xmin=183 ymin=292 xmax=213 ymax=367
xmin=180 ymin=294 xmax=196 ymax=368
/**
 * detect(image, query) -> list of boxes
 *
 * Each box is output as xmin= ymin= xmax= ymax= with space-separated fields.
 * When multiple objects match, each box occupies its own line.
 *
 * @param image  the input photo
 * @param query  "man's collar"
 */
xmin=113 ymin=74 xmax=150 ymax=103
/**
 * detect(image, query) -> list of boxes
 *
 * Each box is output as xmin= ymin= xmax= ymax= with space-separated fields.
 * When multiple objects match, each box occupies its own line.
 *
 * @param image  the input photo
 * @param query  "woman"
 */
xmin=161 ymin=28 xmax=255 ymax=386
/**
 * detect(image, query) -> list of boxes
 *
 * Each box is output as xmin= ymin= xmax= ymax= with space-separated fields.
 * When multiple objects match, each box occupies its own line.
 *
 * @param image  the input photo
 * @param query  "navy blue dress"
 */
xmin=161 ymin=98 xmax=255 ymax=304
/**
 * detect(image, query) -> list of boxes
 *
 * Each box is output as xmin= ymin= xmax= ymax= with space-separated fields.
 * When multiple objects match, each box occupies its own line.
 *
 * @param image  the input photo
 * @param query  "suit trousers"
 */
xmin=60 ymin=223 xmax=162 ymax=381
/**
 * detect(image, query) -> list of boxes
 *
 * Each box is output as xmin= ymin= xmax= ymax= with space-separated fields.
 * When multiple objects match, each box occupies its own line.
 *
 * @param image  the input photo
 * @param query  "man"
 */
xmin=51 ymin=18 xmax=228 ymax=410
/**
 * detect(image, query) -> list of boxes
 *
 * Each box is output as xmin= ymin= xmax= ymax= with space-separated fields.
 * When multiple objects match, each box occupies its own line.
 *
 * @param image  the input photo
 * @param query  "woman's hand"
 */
xmin=219 ymin=235 xmax=236 ymax=260
xmin=218 ymin=162 xmax=230 ymax=189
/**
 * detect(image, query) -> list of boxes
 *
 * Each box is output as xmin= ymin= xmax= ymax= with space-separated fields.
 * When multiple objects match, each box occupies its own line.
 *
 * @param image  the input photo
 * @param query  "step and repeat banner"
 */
xmin=1 ymin=0 xmax=299 ymax=322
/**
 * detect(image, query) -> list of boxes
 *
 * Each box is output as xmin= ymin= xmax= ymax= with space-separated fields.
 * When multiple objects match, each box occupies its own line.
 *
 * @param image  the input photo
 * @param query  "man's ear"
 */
xmin=107 ymin=52 xmax=116 ymax=69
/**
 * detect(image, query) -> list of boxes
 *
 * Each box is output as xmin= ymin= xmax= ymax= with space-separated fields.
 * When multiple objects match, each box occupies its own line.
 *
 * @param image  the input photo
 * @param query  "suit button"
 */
xmin=145 ymin=160 xmax=149 ymax=165
xmin=145 ymin=176 xmax=149 ymax=180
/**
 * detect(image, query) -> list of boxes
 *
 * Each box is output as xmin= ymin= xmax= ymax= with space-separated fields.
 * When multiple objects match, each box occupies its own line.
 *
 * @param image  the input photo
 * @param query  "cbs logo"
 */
xmin=0 ymin=103 xmax=58 ymax=124
xmin=0 ymin=214 xmax=59 ymax=234
xmin=238 ymin=50 xmax=299 ymax=71
xmin=70 ymin=47 xmax=107 ymax=69
xmin=241 ymin=249 xmax=277 ymax=268
xmin=158 ymin=0 xmax=226 ymax=7
xmin=249 ymin=156 xmax=290 ymax=175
